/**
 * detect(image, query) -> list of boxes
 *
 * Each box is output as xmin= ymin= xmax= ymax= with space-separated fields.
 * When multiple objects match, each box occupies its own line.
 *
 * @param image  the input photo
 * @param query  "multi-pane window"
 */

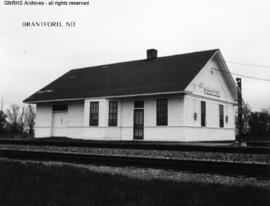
xmin=90 ymin=101 xmax=99 ymax=126
xmin=219 ymin=104 xmax=224 ymax=128
xmin=156 ymin=98 xmax=168 ymax=126
xmin=109 ymin=101 xmax=118 ymax=126
xmin=134 ymin=100 xmax=144 ymax=108
xmin=52 ymin=104 xmax=68 ymax=112
xmin=201 ymin=101 xmax=206 ymax=127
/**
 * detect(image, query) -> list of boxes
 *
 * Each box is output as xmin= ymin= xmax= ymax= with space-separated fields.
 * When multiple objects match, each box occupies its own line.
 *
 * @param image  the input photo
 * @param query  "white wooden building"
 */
xmin=24 ymin=49 xmax=238 ymax=141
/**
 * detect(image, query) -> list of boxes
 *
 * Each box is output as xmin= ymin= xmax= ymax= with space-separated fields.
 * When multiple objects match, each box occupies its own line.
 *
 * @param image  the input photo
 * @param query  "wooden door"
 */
xmin=52 ymin=112 xmax=68 ymax=137
xmin=133 ymin=109 xmax=144 ymax=140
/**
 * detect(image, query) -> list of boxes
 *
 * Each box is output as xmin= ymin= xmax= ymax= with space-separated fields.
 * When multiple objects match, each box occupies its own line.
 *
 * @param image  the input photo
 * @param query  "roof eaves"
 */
xmin=24 ymin=90 xmax=190 ymax=104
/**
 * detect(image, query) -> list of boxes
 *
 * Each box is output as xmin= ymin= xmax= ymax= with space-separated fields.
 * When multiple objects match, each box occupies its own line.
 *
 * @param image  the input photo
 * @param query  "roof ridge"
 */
xmin=71 ymin=49 xmax=219 ymax=72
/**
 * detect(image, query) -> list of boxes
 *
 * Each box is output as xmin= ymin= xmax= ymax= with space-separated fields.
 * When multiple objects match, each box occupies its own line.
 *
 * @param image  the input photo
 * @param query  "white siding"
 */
xmin=183 ymin=56 xmax=236 ymax=141
xmin=67 ymin=101 xmax=84 ymax=138
xmin=35 ymin=101 xmax=84 ymax=138
xmin=83 ymin=99 xmax=107 ymax=140
xmin=35 ymin=93 xmax=235 ymax=141
xmin=120 ymin=99 xmax=133 ymax=140
xmin=185 ymin=58 xmax=235 ymax=103
xmin=183 ymin=95 xmax=235 ymax=141
xmin=118 ymin=96 xmax=185 ymax=141
xmin=183 ymin=96 xmax=235 ymax=129
xmin=184 ymin=127 xmax=235 ymax=141
xmin=35 ymin=104 xmax=52 ymax=138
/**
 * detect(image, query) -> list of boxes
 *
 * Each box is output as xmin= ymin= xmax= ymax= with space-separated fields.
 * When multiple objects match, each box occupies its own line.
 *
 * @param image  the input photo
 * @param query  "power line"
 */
xmin=225 ymin=60 xmax=270 ymax=69
xmin=216 ymin=58 xmax=270 ymax=69
xmin=212 ymin=68 xmax=270 ymax=82
xmin=230 ymin=72 xmax=270 ymax=82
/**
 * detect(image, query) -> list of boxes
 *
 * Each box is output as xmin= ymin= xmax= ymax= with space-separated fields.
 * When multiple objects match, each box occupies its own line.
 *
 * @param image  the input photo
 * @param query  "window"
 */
xmin=134 ymin=100 xmax=144 ymax=108
xmin=90 ymin=101 xmax=99 ymax=126
xmin=109 ymin=101 xmax=118 ymax=126
xmin=156 ymin=98 xmax=168 ymax=126
xmin=201 ymin=101 xmax=206 ymax=127
xmin=52 ymin=104 xmax=68 ymax=112
xmin=219 ymin=104 xmax=224 ymax=128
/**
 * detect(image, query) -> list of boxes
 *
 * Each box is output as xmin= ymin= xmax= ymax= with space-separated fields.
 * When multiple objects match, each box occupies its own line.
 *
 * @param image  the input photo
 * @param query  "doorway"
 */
xmin=51 ymin=104 xmax=68 ymax=137
xmin=52 ymin=112 xmax=68 ymax=137
xmin=133 ymin=100 xmax=144 ymax=140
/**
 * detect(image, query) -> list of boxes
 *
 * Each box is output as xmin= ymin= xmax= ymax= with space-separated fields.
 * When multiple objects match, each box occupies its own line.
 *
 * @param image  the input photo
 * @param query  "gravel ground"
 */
xmin=0 ymin=144 xmax=269 ymax=164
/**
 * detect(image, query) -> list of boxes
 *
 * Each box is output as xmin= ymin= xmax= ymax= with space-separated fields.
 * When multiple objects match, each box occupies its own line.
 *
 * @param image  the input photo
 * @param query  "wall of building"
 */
xmin=74 ymin=95 xmax=186 ymax=141
xmin=183 ymin=57 xmax=236 ymax=141
xmin=183 ymin=126 xmax=235 ymax=141
xmin=35 ymin=103 xmax=52 ymax=138
xmin=35 ymin=101 xmax=84 ymax=138
xmin=35 ymin=93 xmax=235 ymax=141
xmin=183 ymin=95 xmax=235 ymax=141
xmin=81 ymin=96 xmax=184 ymax=140
xmin=34 ymin=55 xmax=236 ymax=141
xmin=119 ymin=95 xmax=185 ymax=141
xmin=185 ymin=58 xmax=235 ymax=103
xmin=83 ymin=99 xmax=122 ymax=140
xmin=183 ymin=95 xmax=235 ymax=129
xmin=66 ymin=101 xmax=84 ymax=138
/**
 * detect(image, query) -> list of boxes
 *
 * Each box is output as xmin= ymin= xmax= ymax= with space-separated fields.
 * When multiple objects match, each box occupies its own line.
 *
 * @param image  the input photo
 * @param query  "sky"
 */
xmin=0 ymin=0 xmax=270 ymax=111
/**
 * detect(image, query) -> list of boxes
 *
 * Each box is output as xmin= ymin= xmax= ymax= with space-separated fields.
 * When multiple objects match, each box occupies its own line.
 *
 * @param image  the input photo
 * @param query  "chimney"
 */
xmin=147 ymin=49 xmax=158 ymax=60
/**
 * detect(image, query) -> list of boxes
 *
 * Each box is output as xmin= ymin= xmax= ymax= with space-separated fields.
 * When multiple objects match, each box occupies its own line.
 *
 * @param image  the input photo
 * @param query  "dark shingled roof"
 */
xmin=24 ymin=49 xmax=218 ymax=103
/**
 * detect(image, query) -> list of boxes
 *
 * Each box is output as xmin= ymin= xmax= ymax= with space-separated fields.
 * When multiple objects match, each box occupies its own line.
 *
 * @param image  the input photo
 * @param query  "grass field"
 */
xmin=0 ymin=159 xmax=269 ymax=206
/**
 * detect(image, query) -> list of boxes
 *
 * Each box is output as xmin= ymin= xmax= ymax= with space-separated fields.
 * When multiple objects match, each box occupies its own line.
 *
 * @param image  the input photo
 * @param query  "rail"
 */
xmin=0 ymin=139 xmax=269 ymax=154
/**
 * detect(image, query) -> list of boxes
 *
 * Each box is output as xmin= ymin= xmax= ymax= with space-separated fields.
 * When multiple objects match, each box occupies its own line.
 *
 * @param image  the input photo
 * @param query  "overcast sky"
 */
xmin=0 ymin=0 xmax=270 ymax=111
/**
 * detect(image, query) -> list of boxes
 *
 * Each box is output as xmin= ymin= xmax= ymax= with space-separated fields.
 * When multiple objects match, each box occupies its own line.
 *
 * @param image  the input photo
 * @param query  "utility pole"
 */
xmin=236 ymin=78 xmax=243 ymax=144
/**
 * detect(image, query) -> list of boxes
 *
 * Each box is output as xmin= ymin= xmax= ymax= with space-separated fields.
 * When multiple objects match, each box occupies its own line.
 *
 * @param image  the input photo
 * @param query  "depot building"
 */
xmin=24 ymin=49 xmax=238 ymax=141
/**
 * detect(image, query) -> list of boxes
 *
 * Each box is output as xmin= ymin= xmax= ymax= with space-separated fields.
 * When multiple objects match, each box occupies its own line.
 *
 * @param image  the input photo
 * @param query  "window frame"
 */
xmin=156 ymin=98 xmax=168 ymax=126
xmin=89 ymin=101 xmax=99 ymax=126
xmin=52 ymin=104 xmax=68 ymax=112
xmin=134 ymin=100 xmax=144 ymax=109
xmin=108 ymin=101 xmax=118 ymax=127
xmin=219 ymin=104 xmax=224 ymax=128
xmin=201 ymin=101 xmax=206 ymax=127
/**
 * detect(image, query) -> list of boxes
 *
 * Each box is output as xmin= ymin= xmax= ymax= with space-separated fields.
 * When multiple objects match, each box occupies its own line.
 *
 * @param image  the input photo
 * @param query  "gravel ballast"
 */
xmin=0 ymin=144 xmax=269 ymax=164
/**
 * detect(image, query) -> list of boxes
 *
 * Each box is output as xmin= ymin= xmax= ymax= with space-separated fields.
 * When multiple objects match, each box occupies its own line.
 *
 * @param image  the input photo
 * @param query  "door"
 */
xmin=52 ymin=112 xmax=68 ymax=137
xmin=133 ymin=109 xmax=144 ymax=140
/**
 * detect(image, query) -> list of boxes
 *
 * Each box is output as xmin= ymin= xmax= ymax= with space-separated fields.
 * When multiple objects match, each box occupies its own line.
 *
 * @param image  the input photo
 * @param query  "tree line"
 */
xmin=0 ymin=103 xmax=35 ymax=138
xmin=238 ymin=104 xmax=270 ymax=141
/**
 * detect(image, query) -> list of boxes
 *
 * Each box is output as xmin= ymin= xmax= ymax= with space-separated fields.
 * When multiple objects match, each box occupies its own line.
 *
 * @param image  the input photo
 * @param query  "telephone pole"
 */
xmin=236 ymin=78 xmax=243 ymax=144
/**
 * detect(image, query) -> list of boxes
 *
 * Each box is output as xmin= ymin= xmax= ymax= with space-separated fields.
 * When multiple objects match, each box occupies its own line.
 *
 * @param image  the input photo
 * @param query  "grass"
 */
xmin=0 ymin=160 xmax=269 ymax=206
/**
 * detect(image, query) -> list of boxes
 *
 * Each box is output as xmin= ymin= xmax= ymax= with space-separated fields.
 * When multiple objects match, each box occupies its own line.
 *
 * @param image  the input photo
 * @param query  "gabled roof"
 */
xmin=24 ymin=49 xmax=220 ymax=103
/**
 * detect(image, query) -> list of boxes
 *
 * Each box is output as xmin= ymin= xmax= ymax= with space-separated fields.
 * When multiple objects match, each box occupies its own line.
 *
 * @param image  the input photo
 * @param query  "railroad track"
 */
xmin=0 ymin=149 xmax=269 ymax=179
xmin=0 ymin=139 xmax=269 ymax=154
xmin=247 ymin=141 xmax=270 ymax=147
